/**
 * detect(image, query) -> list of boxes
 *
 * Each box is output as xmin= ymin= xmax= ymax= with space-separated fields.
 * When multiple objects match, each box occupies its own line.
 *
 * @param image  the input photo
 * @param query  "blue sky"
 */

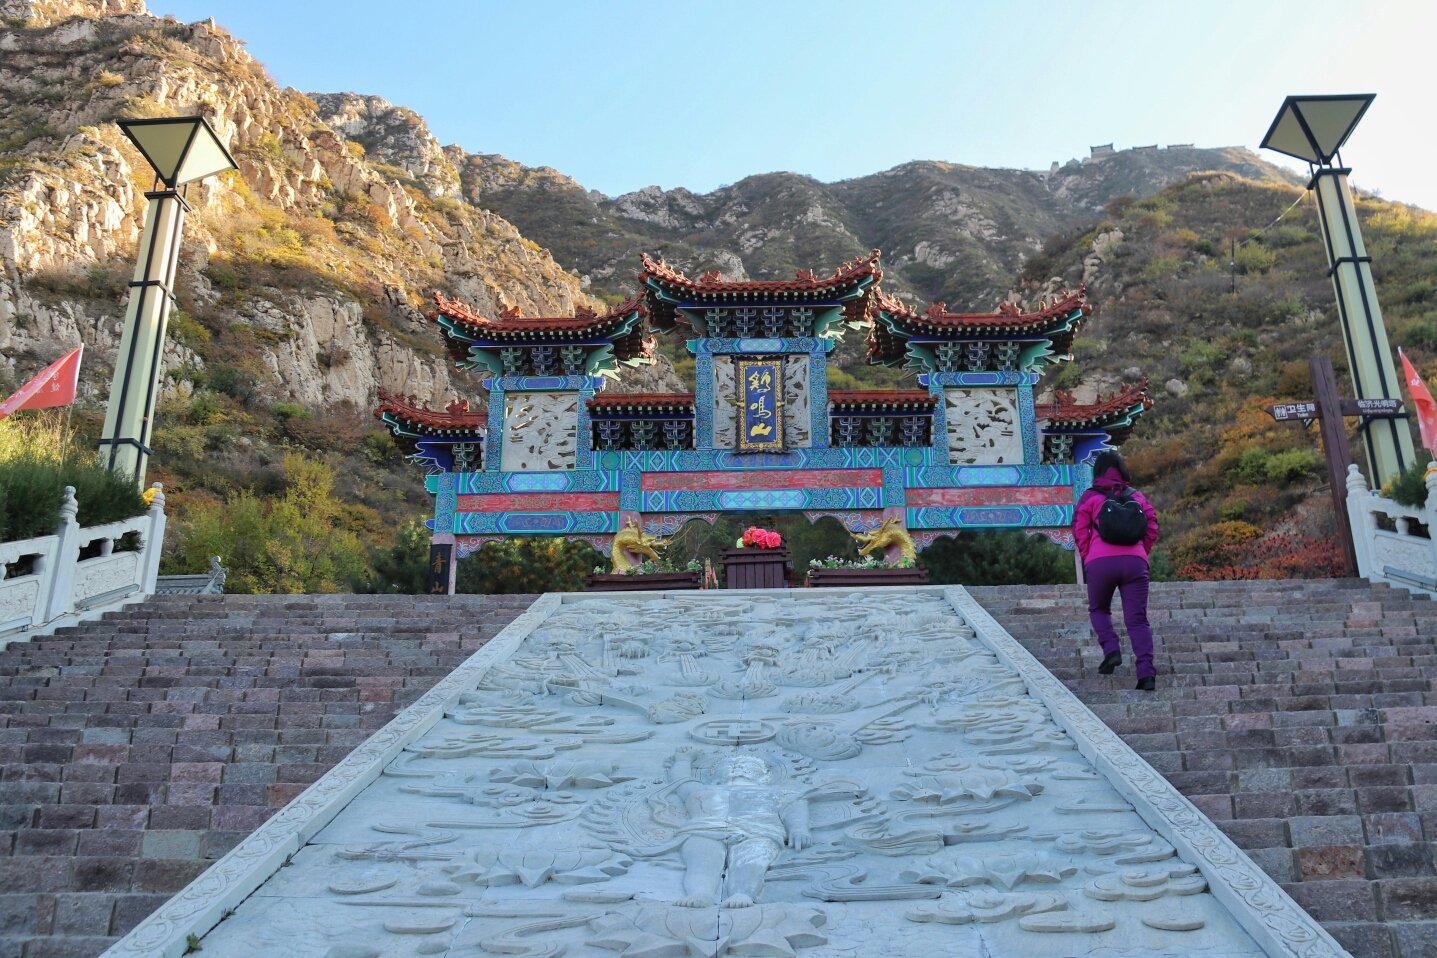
xmin=160 ymin=0 xmax=1437 ymax=209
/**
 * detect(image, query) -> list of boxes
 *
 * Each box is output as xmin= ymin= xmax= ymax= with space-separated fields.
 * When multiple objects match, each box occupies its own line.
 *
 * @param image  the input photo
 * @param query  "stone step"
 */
xmin=0 ymin=591 xmax=540 ymax=957
xmin=980 ymin=578 xmax=1437 ymax=953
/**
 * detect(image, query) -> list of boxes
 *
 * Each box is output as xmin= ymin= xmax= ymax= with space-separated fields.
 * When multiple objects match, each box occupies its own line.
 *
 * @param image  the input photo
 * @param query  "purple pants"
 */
xmin=1086 ymin=555 xmax=1155 ymax=679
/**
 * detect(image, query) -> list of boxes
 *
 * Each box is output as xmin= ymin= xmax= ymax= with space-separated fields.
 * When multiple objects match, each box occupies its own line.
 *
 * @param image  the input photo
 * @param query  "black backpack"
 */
xmin=1096 ymin=488 xmax=1147 ymax=546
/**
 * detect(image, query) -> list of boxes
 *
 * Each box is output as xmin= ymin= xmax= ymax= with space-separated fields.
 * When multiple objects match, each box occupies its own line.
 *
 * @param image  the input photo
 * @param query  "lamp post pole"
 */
xmin=98 ymin=182 xmax=188 ymax=485
xmin=1262 ymin=94 xmax=1415 ymax=485
xmin=101 ymin=116 xmax=236 ymax=488
xmin=1310 ymin=163 xmax=1413 ymax=483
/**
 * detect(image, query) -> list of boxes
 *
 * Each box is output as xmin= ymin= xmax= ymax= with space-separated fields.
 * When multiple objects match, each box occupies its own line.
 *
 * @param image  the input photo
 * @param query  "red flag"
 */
xmin=1401 ymin=348 xmax=1437 ymax=453
xmin=0 ymin=346 xmax=83 ymax=419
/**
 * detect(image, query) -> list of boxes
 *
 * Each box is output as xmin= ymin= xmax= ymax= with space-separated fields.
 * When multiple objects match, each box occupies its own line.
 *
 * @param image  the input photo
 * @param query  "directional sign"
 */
xmin=1263 ymin=356 xmax=1400 ymax=577
xmin=1265 ymin=398 xmax=1402 ymax=422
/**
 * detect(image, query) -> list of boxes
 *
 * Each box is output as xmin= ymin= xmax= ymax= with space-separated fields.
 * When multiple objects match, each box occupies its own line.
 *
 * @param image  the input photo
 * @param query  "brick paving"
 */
xmin=0 ymin=593 xmax=537 ymax=958
xmin=973 ymin=578 xmax=1437 ymax=958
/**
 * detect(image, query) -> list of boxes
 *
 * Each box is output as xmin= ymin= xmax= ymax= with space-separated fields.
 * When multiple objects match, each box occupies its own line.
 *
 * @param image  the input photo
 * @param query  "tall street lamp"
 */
xmin=1261 ymin=94 xmax=1415 ymax=484
xmin=102 ymin=116 xmax=237 ymax=486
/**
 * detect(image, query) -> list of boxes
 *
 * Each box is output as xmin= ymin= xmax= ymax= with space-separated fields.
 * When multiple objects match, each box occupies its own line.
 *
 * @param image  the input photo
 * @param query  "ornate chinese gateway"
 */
xmin=114 ymin=589 xmax=1348 ymax=958
xmin=375 ymin=253 xmax=1152 ymax=572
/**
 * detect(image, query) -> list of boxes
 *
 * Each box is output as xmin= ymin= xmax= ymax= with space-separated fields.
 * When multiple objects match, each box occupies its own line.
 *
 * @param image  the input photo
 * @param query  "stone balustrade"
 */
xmin=0 ymin=483 xmax=166 ymax=646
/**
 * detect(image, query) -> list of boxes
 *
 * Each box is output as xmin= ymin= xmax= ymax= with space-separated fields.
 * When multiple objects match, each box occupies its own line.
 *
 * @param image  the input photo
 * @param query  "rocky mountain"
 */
xmin=0 ymin=0 xmax=595 ymax=418
xmin=467 ymin=147 xmax=1303 ymax=313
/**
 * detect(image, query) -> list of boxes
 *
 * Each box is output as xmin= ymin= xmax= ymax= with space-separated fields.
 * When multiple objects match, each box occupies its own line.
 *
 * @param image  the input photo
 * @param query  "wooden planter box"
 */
xmin=720 ymin=547 xmax=791 ymax=589
xmin=806 ymin=566 xmax=930 ymax=588
xmin=582 ymin=571 xmax=702 ymax=592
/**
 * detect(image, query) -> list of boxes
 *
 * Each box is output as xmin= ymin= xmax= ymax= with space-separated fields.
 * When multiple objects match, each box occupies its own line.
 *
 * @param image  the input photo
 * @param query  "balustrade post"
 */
xmin=43 ymin=487 xmax=80 ymax=623
xmin=1423 ymin=463 xmax=1437 ymax=580
xmin=141 ymin=483 xmax=167 ymax=594
xmin=1345 ymin=464 xmax=1374 ymax=579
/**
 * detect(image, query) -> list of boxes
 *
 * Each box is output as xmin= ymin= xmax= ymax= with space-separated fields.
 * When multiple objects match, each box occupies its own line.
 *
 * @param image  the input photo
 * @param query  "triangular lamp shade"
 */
xmin=1261 ymin=94 xmax=1375 ymax=165
xmin=118 ymin=116 xmax=237 ymax=187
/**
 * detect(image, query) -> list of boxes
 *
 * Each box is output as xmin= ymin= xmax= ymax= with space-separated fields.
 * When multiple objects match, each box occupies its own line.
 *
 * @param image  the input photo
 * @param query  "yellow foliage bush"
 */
xmin=164 ymin=452 xmax=368 ymax=593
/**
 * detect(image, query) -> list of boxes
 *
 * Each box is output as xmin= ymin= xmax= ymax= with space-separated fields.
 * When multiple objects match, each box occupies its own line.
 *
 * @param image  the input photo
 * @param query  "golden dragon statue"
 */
xmin=852 ymin=516 xmax=917 ymax=564
xmin=611 ymin=518 xmax=669 ymax=573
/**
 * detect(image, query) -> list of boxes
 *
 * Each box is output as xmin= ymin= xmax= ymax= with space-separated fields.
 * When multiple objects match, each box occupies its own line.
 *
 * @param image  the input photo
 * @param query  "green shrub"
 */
xmin=165 ymin=453 xmax=367 ymax=593
xmin=0 ymin=416 xmax=145 ymax=542
xmin=1235 ymin=447 xmax=1273 ymax=485
xmin=270 ymin=402 xmax=310 ymax=421
xmin=357 ymin=521 xmax=429 ymax=594
xmin=208 ymin=364 xmax=255 ymax=402
xmin=0 ymin=456 xmax=65 ymax=541
xmin=64 ymin=460 xmax=145 ymax=527
xmin=1142 ymin=256 xmax=1182 ymax=280
xmin=1263 ymin=225 xmax=1315 ymax=248
xmin=1404 ymin=320 xmax=1437 ymax=350
xmin=1180 ymin=341 xmax=1228 ymax=372
xmin=458 ymin=538 xmax=604 ymax=594
xmin=1383 ymin=459 xmax=1430 ymax=507
xmin=1265 ymin=448 xmax=1320 ymax=483
xmin=1232 ymin=446 xmax=1319 ymax=486
xmin=920 ymin=530 xmax=1076 ymax=586
xmin=189 ymin=391 xmax=225 ymax=426
xmin=1234 ymin=244 xmax=1277 ymax=274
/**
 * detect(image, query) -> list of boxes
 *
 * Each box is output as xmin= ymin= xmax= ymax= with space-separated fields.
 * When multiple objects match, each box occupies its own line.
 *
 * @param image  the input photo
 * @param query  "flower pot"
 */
xmin=806 ymin=567 xmax=930 ymax=587
xmin=582 ymin=571 xmax=702 ymax=592
xmin=720 ymin=547 xmax=792 ymax=590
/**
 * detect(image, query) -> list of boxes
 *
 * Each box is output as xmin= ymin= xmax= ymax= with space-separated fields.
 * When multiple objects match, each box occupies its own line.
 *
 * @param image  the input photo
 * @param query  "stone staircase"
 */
xmin=972 ymin=578 xmax=1437 ymax=958
xmin=7 ymin=582 xmax=1436 ymax=958
xmin=0 ymin=593 xmax=536 ymax=958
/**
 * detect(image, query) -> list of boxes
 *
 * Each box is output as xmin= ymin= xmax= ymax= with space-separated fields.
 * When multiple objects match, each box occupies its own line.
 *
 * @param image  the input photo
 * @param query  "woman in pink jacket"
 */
xmin=1073 ymin=450 xmax=1161 ymax=691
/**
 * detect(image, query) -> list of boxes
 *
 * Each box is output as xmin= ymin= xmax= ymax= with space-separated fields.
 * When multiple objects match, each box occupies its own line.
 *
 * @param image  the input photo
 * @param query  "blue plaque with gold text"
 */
xmin=736 ymin=356 xmax=785 ymax=453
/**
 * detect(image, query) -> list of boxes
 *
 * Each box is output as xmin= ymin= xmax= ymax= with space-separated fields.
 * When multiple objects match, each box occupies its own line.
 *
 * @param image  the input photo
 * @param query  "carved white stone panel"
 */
xmin=501 ymin=391 xmax=578 ymax=471
xmin=784 ymin=355 xmax=811 ymax=448
xmin=1371 ymin=532 xmax=1437 ymax=577
xmin=0 ymin=578 xmax=41 ymax=624
xmin=946 ymin=388 xmax=1023 ymax=465
xmin=713 ymin=357 xmax=737 ymax=449
xmin=172 ymin=589 xmax=1318 ymax=958
xmin=73 ymin=552 xmax=140 ymax=600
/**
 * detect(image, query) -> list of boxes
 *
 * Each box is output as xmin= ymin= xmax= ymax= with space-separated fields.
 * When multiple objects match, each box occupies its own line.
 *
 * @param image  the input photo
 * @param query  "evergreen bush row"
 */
xmin=0 ymin=415 xmax=146 ymax=544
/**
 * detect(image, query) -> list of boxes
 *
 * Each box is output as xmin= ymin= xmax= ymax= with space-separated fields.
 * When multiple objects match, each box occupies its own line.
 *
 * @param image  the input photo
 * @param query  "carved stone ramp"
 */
xmin=101 ymin=588 xmax=1348 ymax=958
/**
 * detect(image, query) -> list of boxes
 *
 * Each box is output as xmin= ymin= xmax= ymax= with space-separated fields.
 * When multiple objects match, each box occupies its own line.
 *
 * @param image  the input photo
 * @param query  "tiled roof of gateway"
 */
xmin=586 ymin=393 xmax=695 ymax=413
xmin=431 ymin=293 xmax=644 ymax=337
xmin=430 ymin=293 xmax=653 ymax=365
xmin=373 ymin=388 xmax=486 ymax=435
xmin=1038 ymin=378 xmax=1153 ymax=429
xmin=639 ymin=251 xmax=882 ymax=332
xmin=828 ymin=389 xmax=940 ymax=410
xmin=868 ymin=288 xmax=1090 ymax=365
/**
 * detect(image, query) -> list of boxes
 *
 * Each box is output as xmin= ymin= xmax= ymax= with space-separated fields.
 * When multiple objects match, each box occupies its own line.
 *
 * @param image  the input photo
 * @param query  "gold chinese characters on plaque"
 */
xmin=736 ymin=357 xmax=785 ymax=453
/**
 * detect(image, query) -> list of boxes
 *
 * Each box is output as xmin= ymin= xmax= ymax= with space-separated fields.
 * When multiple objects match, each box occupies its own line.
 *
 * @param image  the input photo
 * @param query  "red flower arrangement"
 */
xmin=738 ymin=526 xmax=783 ymax=549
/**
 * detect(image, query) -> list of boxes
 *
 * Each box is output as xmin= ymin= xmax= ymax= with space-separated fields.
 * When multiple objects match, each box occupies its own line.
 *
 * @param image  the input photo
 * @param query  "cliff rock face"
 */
xmin=0 ymin=0 xmax=592 ymax=414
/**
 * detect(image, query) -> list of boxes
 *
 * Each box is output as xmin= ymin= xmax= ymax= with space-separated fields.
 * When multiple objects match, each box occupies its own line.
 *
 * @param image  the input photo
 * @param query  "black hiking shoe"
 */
xmin=1135 ymin=676 xmax=1155 ymax=691
xmin=1097 ymin=651 xmax=1122 ymax=675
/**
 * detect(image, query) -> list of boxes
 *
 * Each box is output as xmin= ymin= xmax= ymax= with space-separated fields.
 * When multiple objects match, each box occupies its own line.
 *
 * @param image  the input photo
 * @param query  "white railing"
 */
xmin=0 ymin=483 xmax=167 ymax=646
xmin=1346 ymin=463 xmax=1437 ymax=594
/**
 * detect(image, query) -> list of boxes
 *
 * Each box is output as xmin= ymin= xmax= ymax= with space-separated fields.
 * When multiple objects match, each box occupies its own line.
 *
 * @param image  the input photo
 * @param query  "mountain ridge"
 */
xmin=460 ymin=144 xmax=1304 ymax=310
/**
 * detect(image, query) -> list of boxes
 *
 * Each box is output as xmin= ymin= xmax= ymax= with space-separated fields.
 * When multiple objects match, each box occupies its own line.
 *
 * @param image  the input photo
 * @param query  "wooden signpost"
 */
xmin=1264 ymin=356 xmax=1406 ymax=577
